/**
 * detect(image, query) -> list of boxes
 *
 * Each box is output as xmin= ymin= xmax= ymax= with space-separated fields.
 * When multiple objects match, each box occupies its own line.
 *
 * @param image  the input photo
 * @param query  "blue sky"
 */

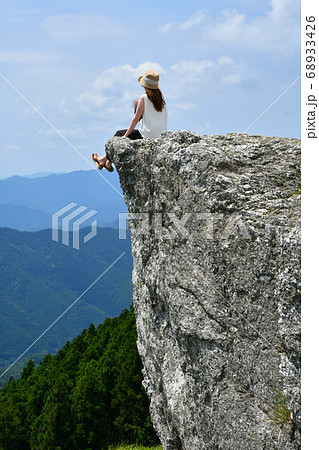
xmin=0 ymin=0 xmax=300 ymax=178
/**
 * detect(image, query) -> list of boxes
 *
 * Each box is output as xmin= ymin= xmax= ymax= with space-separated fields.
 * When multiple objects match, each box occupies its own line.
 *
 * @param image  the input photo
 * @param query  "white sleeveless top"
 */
xmin=139 ymin=93 xmax=168 ymax=138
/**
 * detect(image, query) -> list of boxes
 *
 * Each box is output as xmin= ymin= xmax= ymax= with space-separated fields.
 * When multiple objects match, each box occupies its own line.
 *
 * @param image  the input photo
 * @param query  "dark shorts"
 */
xmin=114 ymin=129 xmax=143 ymax=140
xmin=106 ymin=129 xmax=143 ymax=162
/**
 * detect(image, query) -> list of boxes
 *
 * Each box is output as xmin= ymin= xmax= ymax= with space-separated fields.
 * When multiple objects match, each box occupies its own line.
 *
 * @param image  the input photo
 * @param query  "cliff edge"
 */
xmin=106 ymin=131 xmax=301 ymax=450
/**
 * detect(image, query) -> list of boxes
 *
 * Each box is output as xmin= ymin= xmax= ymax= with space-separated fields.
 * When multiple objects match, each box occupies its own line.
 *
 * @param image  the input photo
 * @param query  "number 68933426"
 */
xmin=306 ymin=16 xmax=316 ymax=79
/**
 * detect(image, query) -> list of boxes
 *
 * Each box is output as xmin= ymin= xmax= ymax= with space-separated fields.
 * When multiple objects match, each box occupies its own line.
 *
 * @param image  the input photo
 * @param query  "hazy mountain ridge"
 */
xmin=0 ymin=204 xmax=51 ymax=231
xmin=0 ymin=170 xmax=127 ymax=231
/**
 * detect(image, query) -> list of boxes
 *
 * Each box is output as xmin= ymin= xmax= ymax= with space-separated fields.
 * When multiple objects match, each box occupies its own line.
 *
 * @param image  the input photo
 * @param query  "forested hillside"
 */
xmin=0 ymin=307 xmax=159 ymax=449
xmin=0 ymin=226 xmax=132 ymax=376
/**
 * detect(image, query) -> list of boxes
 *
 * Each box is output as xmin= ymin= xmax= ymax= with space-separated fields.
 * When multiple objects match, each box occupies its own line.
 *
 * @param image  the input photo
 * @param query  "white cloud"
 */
xmin=76 ymin=62 xmax=165 ymax=115
xmin=203 ymin=0 xmax=300 ymax=54
xmin=159 ymin=10 xmax=206 ymax=34
xmin=157 ymin=1 xmax=299 ymax=55
xmin=91 ymin=62 xmax=165 ymax=92
xmin=159 ymin=23 xmax=174 ymax=35
xmin=179 ymin=10 xmax=206 ymax=31
xmin=58 ymin=99 xmax=73 ymax=117
xmin=163 ymin=57 xmax=258 ymax=103
xmin=92 ymin=64 xmax=136 ymax=91
xmin=176 ymin=102 xmax=197 ymax=111
xmin=222 ymin=73 xmax=246 ymax=87
xmin=171 ymin=60 xmax=215 ymax=79
xmin=269 ymin=0 xmax=299 ymax=23
xmin=23 ymin=104 xmax=43 ymax=117
xmin=42 ymin=14 xmax=124 ymax=38
xmin=76 ymin=91 xmax=109 ymax=111
xmin=3 ymin=144 xmax=20 ymax=153
xmin=165 ymin=60 xmax=216 ymax=99
xmin=36 ymin=127 xmax=85 ymax=139
xmin=0 ymin=50 xmax=57 ymax=63
xmin=217 ymin=56 xmax=235 ymax=66
xmin=218 ymin=57 xmax=258 ymax=88
xmin=74 ymin=58 xmax=255 ymax=122
xmin=72 ymin=60 xmax=216 ymax=128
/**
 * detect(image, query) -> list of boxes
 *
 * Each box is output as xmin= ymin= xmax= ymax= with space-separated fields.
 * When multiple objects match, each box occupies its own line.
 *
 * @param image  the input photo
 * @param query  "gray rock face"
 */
xmin=106 ymin=131 xmax=301 ymax=450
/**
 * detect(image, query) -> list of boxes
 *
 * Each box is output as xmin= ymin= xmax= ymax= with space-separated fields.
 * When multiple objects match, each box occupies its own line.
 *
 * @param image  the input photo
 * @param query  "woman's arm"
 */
xmin=124 ymin=96 xmax=145 ymax=137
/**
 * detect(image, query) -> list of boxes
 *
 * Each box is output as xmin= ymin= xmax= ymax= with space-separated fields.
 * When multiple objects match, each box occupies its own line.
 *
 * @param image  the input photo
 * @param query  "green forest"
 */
xmin=0 ymin=307 xmax=160 ymax=449
xmin=0 ymin=226 xmax=133 ymax=374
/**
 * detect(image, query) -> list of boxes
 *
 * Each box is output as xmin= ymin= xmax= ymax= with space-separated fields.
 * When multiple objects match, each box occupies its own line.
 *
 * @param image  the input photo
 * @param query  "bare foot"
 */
xmin=105 ymin=159 xmax=113 ymax=171
xmin=93 ymin=153 xmax=113 ymax=172
xmin=93 ymin=153 xmax=103 ymax=164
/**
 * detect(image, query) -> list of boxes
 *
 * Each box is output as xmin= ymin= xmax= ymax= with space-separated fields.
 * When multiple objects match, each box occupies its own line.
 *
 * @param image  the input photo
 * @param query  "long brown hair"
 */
xmin=144 ymin=87 xmax=166 ymax=112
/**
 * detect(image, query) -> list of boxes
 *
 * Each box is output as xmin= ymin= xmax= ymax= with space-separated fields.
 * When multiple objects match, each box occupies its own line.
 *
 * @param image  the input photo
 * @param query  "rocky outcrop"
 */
xmin=106 ymin=131 xmax=301 ymax=450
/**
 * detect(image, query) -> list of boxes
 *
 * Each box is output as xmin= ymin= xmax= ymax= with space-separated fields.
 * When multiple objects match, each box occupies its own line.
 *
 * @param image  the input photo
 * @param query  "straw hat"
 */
xmin=138 ymin=70 xmax=160 ymax=89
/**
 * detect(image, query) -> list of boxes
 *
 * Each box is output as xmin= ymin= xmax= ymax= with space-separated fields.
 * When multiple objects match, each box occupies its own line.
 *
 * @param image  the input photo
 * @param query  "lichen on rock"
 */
xmin=106 ymin=130 xmax=301 ymax=450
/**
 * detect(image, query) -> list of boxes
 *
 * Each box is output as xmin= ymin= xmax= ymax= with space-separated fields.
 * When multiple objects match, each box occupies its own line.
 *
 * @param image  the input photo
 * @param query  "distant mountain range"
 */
xmin=0 ymin=226 xmax=133 ymax=376
xmin=0 ymin=171 xmax=59 ymax=180
xmin=0 ymin=170 xmax=127 ymax=231
xmin=0 ymin=204 xmax=51 ymax=231
xmin=24 ymin=171 xmax=66 ymax=179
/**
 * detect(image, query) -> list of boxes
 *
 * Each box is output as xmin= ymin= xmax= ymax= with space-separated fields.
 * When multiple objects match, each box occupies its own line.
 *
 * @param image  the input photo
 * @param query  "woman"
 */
xmin=92 ymin=70 xmax=168 ymax=171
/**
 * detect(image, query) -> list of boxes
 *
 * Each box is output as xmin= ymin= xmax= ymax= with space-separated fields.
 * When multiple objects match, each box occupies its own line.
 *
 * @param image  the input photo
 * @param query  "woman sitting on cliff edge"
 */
xmin=92 ymin=70 xmax=168 ymax=171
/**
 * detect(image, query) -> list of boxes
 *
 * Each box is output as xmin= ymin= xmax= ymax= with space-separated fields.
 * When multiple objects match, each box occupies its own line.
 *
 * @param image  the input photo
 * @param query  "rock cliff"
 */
xmin=106 ymin=131 xmax=301 ymax=450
